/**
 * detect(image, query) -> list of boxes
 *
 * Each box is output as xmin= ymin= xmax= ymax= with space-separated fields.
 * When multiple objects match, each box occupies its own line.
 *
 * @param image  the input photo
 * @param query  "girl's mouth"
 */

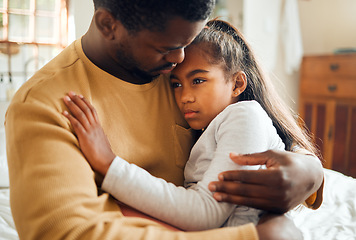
xmin=184 ymin=110 xmax=198 ymax=119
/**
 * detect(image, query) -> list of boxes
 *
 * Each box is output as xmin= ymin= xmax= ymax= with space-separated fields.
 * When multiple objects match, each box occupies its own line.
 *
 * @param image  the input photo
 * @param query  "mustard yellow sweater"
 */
xmin=5 ymin=39 xmax=259 ymax=239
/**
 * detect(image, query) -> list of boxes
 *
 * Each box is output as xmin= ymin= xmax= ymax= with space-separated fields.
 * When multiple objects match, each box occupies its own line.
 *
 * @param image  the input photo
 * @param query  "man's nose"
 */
xmin=165 ymin=48 xmax=185 ymax=65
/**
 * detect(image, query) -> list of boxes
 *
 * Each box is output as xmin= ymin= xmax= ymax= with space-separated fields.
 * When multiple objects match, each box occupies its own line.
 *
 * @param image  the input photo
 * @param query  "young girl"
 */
xmin=63 ymin=19 xmax=317 ymax=231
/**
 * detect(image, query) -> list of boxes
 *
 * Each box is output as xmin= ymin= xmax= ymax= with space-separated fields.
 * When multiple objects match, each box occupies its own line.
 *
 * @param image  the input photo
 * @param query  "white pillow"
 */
xmin=0 ymin=128 xmax=9 ymax=187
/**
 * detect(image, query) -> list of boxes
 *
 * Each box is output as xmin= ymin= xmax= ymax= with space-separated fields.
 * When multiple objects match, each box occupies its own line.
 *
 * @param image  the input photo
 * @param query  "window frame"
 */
xmin=0 ymin=0 xmax=69 ymax=47
xmin=0 ymin=0 xmax=69 ymax=96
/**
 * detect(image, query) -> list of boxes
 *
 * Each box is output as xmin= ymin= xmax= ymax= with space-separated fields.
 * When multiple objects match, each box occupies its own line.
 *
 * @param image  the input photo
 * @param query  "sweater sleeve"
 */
xmin=102 ymin=102 xmax=281 ymax=231
xmin=5 ymin=100 xmax=258 ymax=240
xmin=292 ymin=147 xmax=324 ymax=209
xmin=102 ymin=156 xmax=235 ymax=231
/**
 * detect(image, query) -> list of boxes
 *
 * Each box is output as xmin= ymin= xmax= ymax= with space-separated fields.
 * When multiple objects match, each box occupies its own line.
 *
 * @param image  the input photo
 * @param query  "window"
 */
xmin=0 ymin=0 xmax=68 ymax=101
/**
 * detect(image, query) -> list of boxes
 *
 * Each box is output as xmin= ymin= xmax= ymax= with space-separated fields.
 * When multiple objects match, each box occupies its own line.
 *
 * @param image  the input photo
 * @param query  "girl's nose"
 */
xmin=165 ymin=48 xmax=185 ymax=65
xmin=180 ymin=87 xmax=194 ymax=104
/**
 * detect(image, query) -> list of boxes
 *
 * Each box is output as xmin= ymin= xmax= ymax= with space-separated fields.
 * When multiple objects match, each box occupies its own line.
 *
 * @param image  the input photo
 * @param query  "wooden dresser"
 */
xmin=299 ymin=54 xmax=356 ymax=178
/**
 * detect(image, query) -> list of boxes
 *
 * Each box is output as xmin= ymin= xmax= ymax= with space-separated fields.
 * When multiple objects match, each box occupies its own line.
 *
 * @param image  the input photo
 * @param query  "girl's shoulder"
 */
xmin=223 ymin=100 xmax=267 ymax=118
xmin=209 ymin=100 xmax=271 ymax=129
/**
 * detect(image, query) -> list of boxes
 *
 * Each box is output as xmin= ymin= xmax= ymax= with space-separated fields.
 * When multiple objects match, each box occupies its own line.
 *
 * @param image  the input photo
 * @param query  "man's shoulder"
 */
xmin=11 ymin=40 xmax=84 ymax=105
xmin=44 ymin=40 xmax=80 ymax=71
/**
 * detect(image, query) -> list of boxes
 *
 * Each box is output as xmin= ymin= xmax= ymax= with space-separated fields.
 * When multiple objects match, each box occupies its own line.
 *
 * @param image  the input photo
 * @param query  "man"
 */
xmin=5 ymin=0 xmax=323 ymax=239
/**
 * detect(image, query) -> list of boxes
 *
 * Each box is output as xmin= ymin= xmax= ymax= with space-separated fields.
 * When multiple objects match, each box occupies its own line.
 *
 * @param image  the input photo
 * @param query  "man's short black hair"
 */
xmin=93 ymin=0 xmax=216 ymax=32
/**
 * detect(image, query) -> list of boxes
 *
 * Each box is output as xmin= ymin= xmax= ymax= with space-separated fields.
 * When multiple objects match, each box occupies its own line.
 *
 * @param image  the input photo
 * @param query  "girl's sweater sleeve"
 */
xmin=102 ymin=101 xmax=284 ymax=231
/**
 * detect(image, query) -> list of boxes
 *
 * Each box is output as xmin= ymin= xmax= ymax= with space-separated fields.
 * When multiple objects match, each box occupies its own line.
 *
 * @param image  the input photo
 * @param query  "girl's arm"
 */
xmin=63 ymin=95 xmax=279 ymax=231
xmin=63 ymin=93 xmax=232 ymax=230
xmin=116 ymin=201 xmax=181 ymax=231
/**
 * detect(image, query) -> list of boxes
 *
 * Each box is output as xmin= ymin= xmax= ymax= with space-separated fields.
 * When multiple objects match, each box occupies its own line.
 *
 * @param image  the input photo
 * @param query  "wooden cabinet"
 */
xmin=299 ymin=54 xmax=356 ymax=178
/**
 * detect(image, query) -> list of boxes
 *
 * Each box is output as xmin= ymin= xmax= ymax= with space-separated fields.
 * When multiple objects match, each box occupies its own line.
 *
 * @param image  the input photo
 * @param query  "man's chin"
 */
xmin=131 ymin=68 xmax=159 ymax=82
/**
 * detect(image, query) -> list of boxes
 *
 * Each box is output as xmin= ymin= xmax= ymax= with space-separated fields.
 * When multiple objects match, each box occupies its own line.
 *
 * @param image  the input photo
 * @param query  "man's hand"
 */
xmin=256 ymin=213 xmax=303 ymax=240
xmin=208 ymin=150 xmax=323 ymax=213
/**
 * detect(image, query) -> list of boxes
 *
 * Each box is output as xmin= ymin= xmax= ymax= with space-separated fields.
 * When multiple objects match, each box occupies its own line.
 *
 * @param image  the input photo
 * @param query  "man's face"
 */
xmin=114 ymin=17 xmax=206 ymax=78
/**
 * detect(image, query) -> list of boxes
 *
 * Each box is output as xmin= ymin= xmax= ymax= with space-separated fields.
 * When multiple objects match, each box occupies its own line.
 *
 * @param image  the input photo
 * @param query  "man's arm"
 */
xmin=6 ymin=97 xmax=259 ymax=240
xmin=209 ymin=150 xmax=324 ymax=213
xmin=256 ymin=213 xmax=303 ymax=240
xmin=117 ymin=200 xmax=302 ymax=240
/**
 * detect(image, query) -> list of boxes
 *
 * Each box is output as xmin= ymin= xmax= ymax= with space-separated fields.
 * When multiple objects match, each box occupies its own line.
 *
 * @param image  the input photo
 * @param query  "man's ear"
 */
xmin=94 ymin=8 xmax=118 ymax=40
xmin=232 ymin=71 xmax=247 ymax=98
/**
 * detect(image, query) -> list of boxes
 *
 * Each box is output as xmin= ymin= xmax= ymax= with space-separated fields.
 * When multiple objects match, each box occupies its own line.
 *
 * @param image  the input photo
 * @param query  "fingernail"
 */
xmin=215 ymin=194 xmax=222 ymax=201
xmin=208 ymin=184 xmax=216 ymax=192
xmin=218 ymin=174 xmax=224 ymax=181
xmin=64 ymin=96 xmax=71 ymax=101
xmin=63 ymin=110 xmax=68 ymax=115
xmin=69 ymin=91 xmax=76 ymax=96
xmin=78 ymin=94 xmax=83 ymax=98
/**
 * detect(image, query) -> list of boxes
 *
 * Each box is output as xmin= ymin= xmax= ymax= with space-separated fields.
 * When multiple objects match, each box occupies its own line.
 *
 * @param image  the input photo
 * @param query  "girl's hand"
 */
xmin=62 ymin=92 xmax=116 ymax=176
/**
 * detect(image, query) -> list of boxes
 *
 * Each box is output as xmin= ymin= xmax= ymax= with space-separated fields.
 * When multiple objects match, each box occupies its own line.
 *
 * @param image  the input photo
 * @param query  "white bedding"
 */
xmin=292 ymin=168 xmax=356 ymax=240
xmin=0 ymin=188 xmax=18 ymax=240
xmin=0 ymin=168 xmax=355 ymax=240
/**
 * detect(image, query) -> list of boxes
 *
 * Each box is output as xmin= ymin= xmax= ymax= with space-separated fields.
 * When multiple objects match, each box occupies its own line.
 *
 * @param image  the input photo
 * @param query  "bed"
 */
xmin=1 ymin=161 xmax=356 ymax=240
xmin=290 ymin=168 xmax=356 ymax=239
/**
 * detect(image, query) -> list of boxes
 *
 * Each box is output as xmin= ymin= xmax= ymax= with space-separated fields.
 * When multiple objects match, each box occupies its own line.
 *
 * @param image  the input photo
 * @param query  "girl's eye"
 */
xmin=192 ymin=79 xmax=206 ymax=85
xmin=171 ymin=82 xmax=182 ymax=89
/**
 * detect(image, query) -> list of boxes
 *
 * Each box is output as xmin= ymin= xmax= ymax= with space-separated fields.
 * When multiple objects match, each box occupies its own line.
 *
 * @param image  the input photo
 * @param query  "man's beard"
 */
xmin=116 ymin=45 xmax=175 ymax=83
xmin=115 ymin=48 xmax=158 ymax=83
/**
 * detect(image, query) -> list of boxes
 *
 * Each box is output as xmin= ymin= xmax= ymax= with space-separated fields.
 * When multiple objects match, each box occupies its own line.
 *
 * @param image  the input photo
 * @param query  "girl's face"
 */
xmin=170 ymin=44 xmax=238 ymax=130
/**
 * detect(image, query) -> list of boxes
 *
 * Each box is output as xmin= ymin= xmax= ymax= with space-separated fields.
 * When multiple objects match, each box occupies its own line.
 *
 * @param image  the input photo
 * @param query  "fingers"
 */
xmin=68 ymin=92 xmax=96 ymax=125
xmin=217 ymin=168 xmax=282 ymax=186
xmin=229 ymin=151 xmax=279 ymax=168
xmin=80 ymin=96 xmax=100 ymax=123
xmin=209 ymin=182 xmax=276 ymax=199
xmin=62 ymin=92 xmax=96 ymax=130
xmin=208 ymin=181 xmax=286 ymax=213
xmin=230 ymin=152 xmax=265 ymax=165
xmin=63 ymin=94 xmax=91 ymax=130
xmin=213 ymin=193 xmax=282 ymax=213
xmin=62 ymin=110 xmax=86 ymax=136
xmin=210 ymin=150 xmax=299 ymax=213
xmin=209 ymin=180 xmax=281 ymax=200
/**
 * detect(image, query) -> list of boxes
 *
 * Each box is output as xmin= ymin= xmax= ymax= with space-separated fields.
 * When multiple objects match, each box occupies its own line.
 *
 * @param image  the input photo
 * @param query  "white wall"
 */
xmin=70 ymin=0 xmax=94 ymax=39
xmin=299 ymin=0 xmax=356 ymax=55
xmin=226 ymin=0 xmax=356 ymax=112
xmin=291 ymin=0 xmax=356 ymax=110
xmin=226 ymin=0 xmax=301 ymax=111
